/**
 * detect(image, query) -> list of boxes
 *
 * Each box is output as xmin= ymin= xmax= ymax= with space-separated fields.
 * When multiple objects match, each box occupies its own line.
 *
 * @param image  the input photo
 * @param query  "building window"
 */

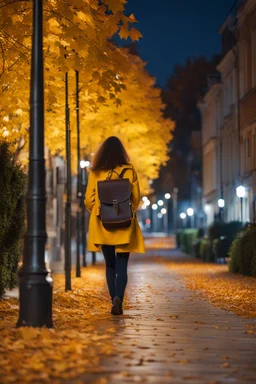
xmin=254 ymin=134 xmax=256 ymax=168
xmin=224 ymin=84 xmax=229 ymax=116
xmin=252 ymin=29 xmax=256 ymax=88
xmin=245 ymin=138 xmax=250 ymax=158
xmin=229 ymin=75 xmax=233 ymax=106
xmin=239 ymin=40 xmax=248 ymax=98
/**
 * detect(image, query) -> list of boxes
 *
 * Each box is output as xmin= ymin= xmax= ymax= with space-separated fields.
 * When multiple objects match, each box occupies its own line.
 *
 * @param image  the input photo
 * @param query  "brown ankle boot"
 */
xmin=111 ymin=296 xmax=121 ymax=315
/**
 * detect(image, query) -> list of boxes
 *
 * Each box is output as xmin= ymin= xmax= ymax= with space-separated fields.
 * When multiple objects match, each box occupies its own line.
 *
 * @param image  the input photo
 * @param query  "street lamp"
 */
xmin=164 ymin=193 xmax=171 ymax=234
xmin=80 ymin=160 xmax=90 ymax=267
xmin=17 ymin=0 xmax=53 ymax=327
xmin=180 ymin=212 xmax=187 ymax=228
xmin=236 ymin=185 xmax=245 ymax=222
xmin=218 ymin=198 xmax=225 ymax=221
xmin=152 ymin=204 xmax=158 ymax=232
xmin=187 ymin=208 xmax=194 ymax=228
xmin=172 ymin=188 xmax=179 ymax=234
xmin=75 ymin=70 xmax=81 ymax=279
xmin=161 ymin=207 xmax=168 ymax=234
xmin=187 ymin=208 xmax=194 ymax=216
xmin=157 ymin=199 xmax=164 ymax=206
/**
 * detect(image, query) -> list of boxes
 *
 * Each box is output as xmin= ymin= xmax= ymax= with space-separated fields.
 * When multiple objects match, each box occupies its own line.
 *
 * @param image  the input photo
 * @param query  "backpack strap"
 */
xmin=106 ymin=170 xmax=121 ymax=180
xmin=106 ymin=168 xmax=134 ymax=180
xmin=119 ymin=167 xmax=134 ymax=179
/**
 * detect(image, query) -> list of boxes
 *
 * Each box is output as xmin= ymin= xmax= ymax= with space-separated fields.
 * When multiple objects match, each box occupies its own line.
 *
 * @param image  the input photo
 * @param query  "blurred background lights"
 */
xmin=187 ymin=208 xmax=194 ymax=217
xmin=80 ymin=160 xmax=90 ymax=169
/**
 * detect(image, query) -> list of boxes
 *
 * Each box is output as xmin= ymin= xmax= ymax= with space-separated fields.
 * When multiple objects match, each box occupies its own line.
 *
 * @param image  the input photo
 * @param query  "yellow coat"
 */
xmin=84 ymin=164 xmax=145 ymax=254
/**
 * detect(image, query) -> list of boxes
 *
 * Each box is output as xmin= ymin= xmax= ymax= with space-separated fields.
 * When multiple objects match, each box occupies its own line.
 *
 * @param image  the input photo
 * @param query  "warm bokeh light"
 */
xmin=80 ymin=160 xmax=90 ymax=169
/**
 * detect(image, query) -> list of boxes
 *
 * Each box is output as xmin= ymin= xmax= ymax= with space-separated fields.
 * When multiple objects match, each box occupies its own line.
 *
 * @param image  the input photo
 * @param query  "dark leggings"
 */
xmin=102 ymin=245 xmax=130 ymax=302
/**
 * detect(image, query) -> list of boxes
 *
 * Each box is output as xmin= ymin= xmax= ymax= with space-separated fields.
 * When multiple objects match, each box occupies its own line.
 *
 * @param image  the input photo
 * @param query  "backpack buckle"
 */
xmin=113 ymin=199 xmax=119 ymax=215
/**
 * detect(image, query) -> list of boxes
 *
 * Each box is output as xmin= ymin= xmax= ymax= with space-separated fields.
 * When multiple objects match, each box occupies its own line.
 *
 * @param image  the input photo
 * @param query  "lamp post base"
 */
xmin=17 ymin=272 xmax=53 ymax=328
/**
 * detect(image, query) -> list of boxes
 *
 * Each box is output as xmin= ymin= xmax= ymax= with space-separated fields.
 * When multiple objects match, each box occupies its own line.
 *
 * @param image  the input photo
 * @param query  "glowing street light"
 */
xmin=142 ymin=196 xmax=148 ymax=202
xmin=186 ymin=208 xmax=194 ymax=228
xmin=180 ymin=212 xmax=187 ymax=229
xmin=236 ymin=185 xmax=245 ymax=198
xmin=145 ymin=200 xmax=151 ymax=206
xmin=161 ymin=208 xmax=167 ymax=214
xmin=164 ymin=193 xmax=171 ymax=199
xmin=157 ymin=200 xmax=164 ymax=206
xmin=80 ymin=160 xmax=90 ymax=169
xmin=218 ymin=199 xmax=225 ymax=208
xmin=236 ymin=185 xmax=245 ymax=221
xmin=152 ymin=204 xmax=158 ymax=210
xmin=217 ymin=199 xmax=225 ymax=221
xmin=157 ymin=213 xmax=163 ymax=218
xmin=187 ymin=208 xmax=194 ymax=217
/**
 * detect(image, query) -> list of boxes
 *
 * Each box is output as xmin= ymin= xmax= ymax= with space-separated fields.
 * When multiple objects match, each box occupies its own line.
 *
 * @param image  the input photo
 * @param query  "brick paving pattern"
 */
xmin=77 ymin=247 xmax=256 ymax=384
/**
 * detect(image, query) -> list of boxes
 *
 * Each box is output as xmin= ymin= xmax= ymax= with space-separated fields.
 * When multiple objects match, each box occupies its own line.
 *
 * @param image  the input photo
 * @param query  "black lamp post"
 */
xmin=75 ymin=70 xmax=81 ymax=277
xmin=17 ymin=0 xmax=53 ymax=327
xmin=80 ymin=162 xmax=88 ymax=267
xmin=64 ymin=69 xmax=72 ymax=291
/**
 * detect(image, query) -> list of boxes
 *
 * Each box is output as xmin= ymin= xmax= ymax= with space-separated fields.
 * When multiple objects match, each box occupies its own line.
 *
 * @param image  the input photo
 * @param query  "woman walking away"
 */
xmin=85 ymin=136 xmax=145 ymax=315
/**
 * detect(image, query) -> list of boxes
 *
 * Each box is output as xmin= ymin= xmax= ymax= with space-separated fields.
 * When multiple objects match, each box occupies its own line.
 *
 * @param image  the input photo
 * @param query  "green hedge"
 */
xmin=229 ymin=226 xmax=256 ymax=276
xmin=0 ymin=141 xmax=26 ymax=297
xmin=199 ymin=238 xmax=215 ymax=261
xmin=180 ymin=229 xmax=198 ymax=254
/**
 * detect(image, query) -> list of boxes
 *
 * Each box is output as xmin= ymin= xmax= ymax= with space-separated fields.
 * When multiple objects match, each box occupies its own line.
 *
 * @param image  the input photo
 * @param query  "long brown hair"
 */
xmin=91 ymin=136 xmax=130 ymax=171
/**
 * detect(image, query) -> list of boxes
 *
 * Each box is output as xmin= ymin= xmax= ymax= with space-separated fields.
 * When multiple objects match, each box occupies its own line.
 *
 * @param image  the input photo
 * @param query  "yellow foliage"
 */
xmin=0 ymin=1 xmax=174 ymax=193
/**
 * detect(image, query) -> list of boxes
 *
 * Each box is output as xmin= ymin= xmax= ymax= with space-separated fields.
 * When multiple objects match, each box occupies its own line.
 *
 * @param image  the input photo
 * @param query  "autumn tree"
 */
xmin=0 ymin=0 xmax=173 ymax=193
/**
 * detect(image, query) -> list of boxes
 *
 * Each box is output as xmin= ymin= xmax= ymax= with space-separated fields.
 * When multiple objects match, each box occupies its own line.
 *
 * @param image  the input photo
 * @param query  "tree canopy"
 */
xmin=0 ymin=0 xmax=173 ymax=193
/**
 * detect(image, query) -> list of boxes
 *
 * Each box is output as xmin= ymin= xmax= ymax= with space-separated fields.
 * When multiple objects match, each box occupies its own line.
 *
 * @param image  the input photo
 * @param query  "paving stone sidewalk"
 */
xmin=77 ymin=251 xmax=256 ymax=384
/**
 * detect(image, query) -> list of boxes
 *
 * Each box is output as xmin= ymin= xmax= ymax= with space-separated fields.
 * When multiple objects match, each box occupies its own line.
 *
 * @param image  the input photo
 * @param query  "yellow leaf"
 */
xmin=129 ymin=14 xmax=137 ymax=23
xmin=119 ymin=25 xmax=129 ymax=39
xmin=129 ymin=28 xmax=143 ymax=41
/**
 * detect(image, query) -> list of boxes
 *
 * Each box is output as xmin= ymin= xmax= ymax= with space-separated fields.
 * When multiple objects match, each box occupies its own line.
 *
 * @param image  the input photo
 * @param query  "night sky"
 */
xmin=121 ymin=0 xmax=235 ymax=87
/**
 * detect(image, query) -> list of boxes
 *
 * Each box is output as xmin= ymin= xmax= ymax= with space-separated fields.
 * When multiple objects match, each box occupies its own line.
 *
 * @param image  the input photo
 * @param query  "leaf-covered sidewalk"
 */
xmin=164 ymin=259 xmax=256 ymax=319
xmin=1 ymin=249 xmax=256 ymax=383
xmin=0 ymin=266 xmax=115 ymax=384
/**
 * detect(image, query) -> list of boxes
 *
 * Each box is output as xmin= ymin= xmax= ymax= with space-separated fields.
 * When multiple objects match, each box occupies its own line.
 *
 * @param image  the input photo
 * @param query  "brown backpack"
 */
xmin=97 ymin=168 xmax=133 ymax=230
